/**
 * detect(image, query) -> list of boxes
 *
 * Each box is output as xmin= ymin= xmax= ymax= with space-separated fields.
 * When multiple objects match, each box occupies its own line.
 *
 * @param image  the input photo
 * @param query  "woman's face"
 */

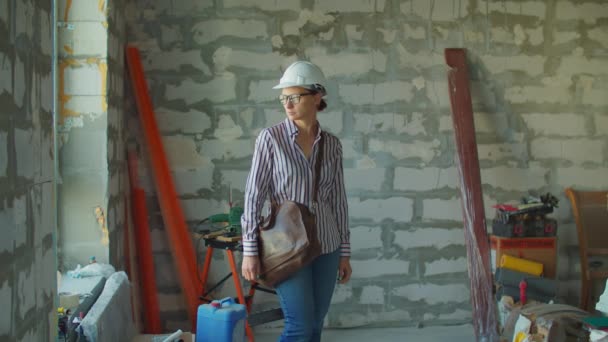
xmin=280 ymin=86 xmax=321 ymax=122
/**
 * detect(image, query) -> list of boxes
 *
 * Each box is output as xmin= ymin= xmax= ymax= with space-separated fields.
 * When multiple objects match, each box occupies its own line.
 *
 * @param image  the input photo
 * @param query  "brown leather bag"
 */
xmin=257 ymin=135 xmax=324 ymax=287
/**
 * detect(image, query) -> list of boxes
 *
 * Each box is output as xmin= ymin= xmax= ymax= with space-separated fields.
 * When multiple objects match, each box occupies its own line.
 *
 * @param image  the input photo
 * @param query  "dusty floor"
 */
xmin=253 ymin=324 xmax=475 ymax=342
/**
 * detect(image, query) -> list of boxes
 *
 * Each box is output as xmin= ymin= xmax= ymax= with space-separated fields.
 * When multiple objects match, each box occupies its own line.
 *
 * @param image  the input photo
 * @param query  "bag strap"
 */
xmin=312 ymin=132 xmax=324 ymax=205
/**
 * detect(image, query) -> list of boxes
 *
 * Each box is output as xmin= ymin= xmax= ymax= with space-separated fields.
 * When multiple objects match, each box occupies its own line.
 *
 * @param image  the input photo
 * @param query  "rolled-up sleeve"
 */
xmin=333 ymin=141 xmax=350 ymax=257
xmin=241 ymin=130 xmax=273 ymax=256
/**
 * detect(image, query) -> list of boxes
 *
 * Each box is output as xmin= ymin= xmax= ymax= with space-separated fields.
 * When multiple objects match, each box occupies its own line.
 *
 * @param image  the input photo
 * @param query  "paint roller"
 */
xmin=500 ymin=254 xmax=544 ymax=276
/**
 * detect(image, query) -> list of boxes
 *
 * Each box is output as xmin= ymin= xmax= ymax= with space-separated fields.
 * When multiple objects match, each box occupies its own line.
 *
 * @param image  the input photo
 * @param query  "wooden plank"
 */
xmin=445 ymin=48 xmax=498 ymax=341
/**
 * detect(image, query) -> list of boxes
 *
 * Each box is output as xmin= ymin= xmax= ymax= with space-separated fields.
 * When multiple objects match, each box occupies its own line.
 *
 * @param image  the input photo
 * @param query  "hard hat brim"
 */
xmin=272 ymin=82 xmax=305 ymax=90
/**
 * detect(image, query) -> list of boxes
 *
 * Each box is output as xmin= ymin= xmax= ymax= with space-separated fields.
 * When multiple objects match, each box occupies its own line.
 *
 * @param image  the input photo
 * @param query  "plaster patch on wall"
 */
xmin=554 ymin=31 xmax=580 ymax=45
xmin=223 ymin=0 xmax=299 ymax=11
xmin=369 ymin=138 xmax=440 ymax=162
xmin=491 ymin=27 xmax=514 ymax=44
xmin=14 ymin=56 xmax=25 ymax=107
xmin=556 ymin=1 xmax=608 ymax=23
xmin=396 ymin=44 xmax=442 ymax=70
xmin=482 ymin=55 xmax=545 ymax=77
xmin=340 ymin=81 xmax=415 ymax=105
xmin=344 ymin=168 xmax=385 ymax=191
xmin=191 ymin=19 xmax=267 ymax=45
xmin=360 ymin=285 xmax=385 ymax=305
xmin=215 ymin=47 xmax=284 ymax=72
xmin=199 ymin=139 xmax=253 ymax=160
xmin=0 ymin=131 xmax=7 ymax=177
xmin=160 ymin=24 xmax=183 ymax=47
xmin=315 ymin=0 xmax=386 ymax=13
xmin=394 ymin=167 xmax=458 ymax=191
xmin=588 ymin=27 xmax=608 ymax=48
xmin=0 ymin=0 xmax=7 ymax=25
xmin=425 ymin=257 xmax=468 ymax=276
xmin=404 ymin=23 xmax=426 ymax=39
xmin=310 ymin=49 xmax=387 ymax=77
xmin=331 ymin=285 xmax=353 ymax=304
xmin=477 ymin=143 xmax=528 ymax=162
xmin=478 ymin=0 xmax=546 ymax=18
xmin=15 ymin=0 xmax=34 ymax=39
xmin=332 ymin=310 xmax=412 ymax=328
xmin=395 ymin=228 xmax=464 ymax=251
xmin=531 ymin=138 xmax=603 ymax=164
xmin=522 ymin=113 xmax=586 ymax=136
xmin=166 ymin=75 xmax=237 ymax=104
xmin=505 ymin=85 xmax=570 ymax=104
xmin=438 ymin=308 xmax=472 ymax=321
xmin=145 ymin=50 xmax=211 ymax=74
xmin=271 ymin=35 xmax=283 ymax=48
xmin=214 ymin=115 xmax=243 ymax=141
xmin=155 ymin=107 xmax=211 ymax=134
xmin=348 ymin=197 xmax=414 ymax=222
xmin=282 ymin=10 xmax=336 ymax=36
xmin=15 ymin=128 xmax=34 ymax=179
xmin=525 ymin=26 xmax=544 ymax=46
xmin=350 ymin=226 xmax=383 ymax=251
xmin=17 ymin=265 xmax=36 ymax=318
xmin=412 ymin=77 xmax=425 ymax=90
xmin=345 ymin=25 xmax=364 ymax=41
xmin=392 ymin=283 xmax=470 ymax=305
xmin=513 ymin=24 xmax=526 ymax=45
xmin=0 ymin=204 xmax=14 ymax=253
xmin=0 ymin=52 xmax=11 ymax=96
xmin=162 ymin=136 xmax=210 ymax=169
xmin=350 ymin=258 xmax=410 ymax=278
xmin=0 ymin=279 xmax=10 ymax=333
xmin=401 ymin=0 xmax=459 ymax=20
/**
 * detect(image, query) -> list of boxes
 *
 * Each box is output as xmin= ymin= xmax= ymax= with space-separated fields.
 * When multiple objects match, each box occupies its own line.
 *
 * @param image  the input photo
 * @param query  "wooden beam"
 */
xmin=445 ymin=48 xmax=498 ymax=341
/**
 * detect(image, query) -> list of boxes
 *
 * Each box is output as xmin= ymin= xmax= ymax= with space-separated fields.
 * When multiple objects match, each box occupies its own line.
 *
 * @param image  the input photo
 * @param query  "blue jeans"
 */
xmin=274 ymin=249 xmax=340 ymax=342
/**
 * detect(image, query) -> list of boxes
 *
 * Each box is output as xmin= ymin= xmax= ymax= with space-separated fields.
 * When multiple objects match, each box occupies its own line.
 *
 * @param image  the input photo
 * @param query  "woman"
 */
xmin=241 ymin=60 xmax=352 ymax=342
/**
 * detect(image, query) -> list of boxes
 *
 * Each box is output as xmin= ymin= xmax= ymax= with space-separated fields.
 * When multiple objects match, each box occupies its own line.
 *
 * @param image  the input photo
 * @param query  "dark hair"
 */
xmin=318 ymin=99 xmax=327 ymax=111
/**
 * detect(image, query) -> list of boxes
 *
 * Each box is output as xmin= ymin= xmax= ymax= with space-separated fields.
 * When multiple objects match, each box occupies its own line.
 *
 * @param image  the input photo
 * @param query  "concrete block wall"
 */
xmin=106 ymin=0 xmax=129 ymax=271
xmin=0 ymin=0 xmax=57 ymax=340
xmin=125 ymin=0 xmax=608 ymax=330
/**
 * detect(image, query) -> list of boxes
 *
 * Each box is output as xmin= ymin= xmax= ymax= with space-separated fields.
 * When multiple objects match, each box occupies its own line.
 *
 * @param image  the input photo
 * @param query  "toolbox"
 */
xmin=492 ymin=217 xmax=557 ymax=238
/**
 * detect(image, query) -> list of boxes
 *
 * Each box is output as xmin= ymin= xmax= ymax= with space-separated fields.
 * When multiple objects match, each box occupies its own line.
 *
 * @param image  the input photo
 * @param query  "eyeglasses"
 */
xmin=279 ymin=93 xmax=314 ymax=105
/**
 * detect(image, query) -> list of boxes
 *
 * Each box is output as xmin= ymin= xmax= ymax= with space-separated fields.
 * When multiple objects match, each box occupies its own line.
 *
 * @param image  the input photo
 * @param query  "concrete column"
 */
xmin=56 ymin=0 xmax=110 ymax=269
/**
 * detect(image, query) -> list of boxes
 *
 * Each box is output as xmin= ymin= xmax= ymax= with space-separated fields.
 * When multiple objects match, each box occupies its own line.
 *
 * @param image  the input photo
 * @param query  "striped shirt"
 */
xmin=241 ymin=118 xmax=350 ymax=257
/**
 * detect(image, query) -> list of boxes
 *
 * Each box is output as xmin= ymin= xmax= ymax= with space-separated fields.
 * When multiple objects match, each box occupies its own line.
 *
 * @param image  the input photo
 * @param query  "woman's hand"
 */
xmin=337 ymin=257 xmax=352 ymax=284
xmin=242 ymin=255 xmax=261 ymax=282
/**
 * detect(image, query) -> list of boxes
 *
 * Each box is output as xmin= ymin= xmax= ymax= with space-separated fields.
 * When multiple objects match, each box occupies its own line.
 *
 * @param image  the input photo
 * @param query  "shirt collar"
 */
xmin=284 ymin=118 xmax=323 ymax=141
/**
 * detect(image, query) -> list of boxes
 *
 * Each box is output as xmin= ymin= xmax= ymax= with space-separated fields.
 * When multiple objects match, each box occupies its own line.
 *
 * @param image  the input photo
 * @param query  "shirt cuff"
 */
xmin=242 ymin=239 xmax=259 ymax=256
xmin=339 ymin=242 xmax=350 ymax=257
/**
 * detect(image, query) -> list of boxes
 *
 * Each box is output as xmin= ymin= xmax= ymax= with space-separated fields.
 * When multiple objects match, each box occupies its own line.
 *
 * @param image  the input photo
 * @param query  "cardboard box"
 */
xmin=490 ymin=235 xmax=557 ymax=279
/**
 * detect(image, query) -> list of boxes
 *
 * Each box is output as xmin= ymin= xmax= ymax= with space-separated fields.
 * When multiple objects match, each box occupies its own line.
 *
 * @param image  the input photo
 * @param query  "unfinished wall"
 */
xmin=0 ymin=0 xmax=57 ymax=340
xmin=125 ymin=0 xmax=608 ymax=330
xmin=57 ymin=0 xmax=130 ymax=271
xmin=106 ymin=0 xmax=129 ymax=271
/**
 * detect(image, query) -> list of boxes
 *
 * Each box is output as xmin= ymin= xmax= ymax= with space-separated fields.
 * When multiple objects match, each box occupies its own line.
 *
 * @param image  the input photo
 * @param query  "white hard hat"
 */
xmin=273 ymin=61 xmax=327 ymax=95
